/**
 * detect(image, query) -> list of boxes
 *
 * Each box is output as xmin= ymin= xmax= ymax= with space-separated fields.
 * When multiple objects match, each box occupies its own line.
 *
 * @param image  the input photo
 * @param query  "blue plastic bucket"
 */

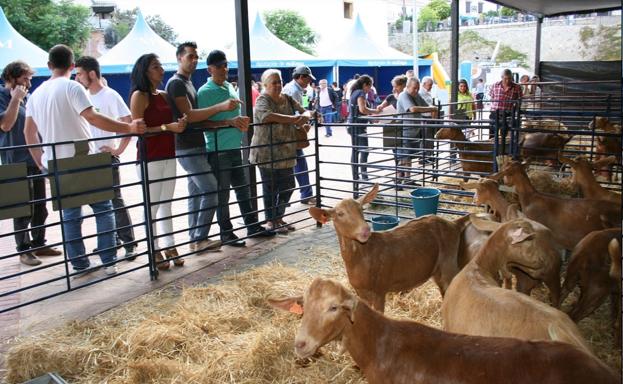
xmin=410 ymin=188 xmax=441 ymax=217
xmin=371 ymin=215 xmax=400 ymax=231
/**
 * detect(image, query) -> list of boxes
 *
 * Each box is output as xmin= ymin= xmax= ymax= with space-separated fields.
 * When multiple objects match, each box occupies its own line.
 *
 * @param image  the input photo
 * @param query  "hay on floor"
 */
xmin=5 ymin=241 xmax=620 ymax=383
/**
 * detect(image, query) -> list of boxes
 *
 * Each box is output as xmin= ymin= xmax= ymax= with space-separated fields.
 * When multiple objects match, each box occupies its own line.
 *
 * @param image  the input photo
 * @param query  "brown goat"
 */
xmin=488 ymin=161 xmax=621 ymax=250
xmin=559 ymin=155 xmax=621 ymax=205
xmin=308 ymin=184 xmax=461 ymax=312
xmin=442 ymin=217 xmax=588 ymax=354
xmin=434 ymin=126 xmax=493 ymax=179
xmin=270 ymin=278 xmax=619 ymax=384
xmin=520 ymin=132 xmax=571 ymax=166
xmin=608 ymin=238 xmax=621 ymax=347
xmin=589 ymin=116 xmax=622 ymax=181
xmin=460 ymin=178 xmax=522 ymax=221
xmin=560 ymin=228 xmax=621 ymax=328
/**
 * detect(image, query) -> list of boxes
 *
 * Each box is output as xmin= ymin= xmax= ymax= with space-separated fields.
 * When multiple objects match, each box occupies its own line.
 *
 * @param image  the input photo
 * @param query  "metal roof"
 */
xmin=487 ymin=0 xmax=621 ymax=18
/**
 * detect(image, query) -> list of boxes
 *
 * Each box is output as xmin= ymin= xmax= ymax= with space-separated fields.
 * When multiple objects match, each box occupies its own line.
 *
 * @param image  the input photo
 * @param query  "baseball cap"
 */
xmin=207 ymin=50 xmax=227 ymax=67
xmin=292 ymin=65 xmax=316 ymax=80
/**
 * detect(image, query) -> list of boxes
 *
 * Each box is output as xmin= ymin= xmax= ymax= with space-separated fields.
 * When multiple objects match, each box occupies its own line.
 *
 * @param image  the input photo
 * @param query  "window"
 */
xmin=478 ymin=2 xmax=483 ymax=13
xmin=344 ymin=1 xmax=353 ymax=19
xmin=465 ymin=1 xmax=471 ymax=14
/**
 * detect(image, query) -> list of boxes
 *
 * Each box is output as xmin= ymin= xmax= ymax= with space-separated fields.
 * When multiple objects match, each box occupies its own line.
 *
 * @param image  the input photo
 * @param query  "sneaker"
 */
xmin=196 ymin=239 xmax=222 ymax=253
xmin=104 ymin=265 xmax=118 ymax=276
xmin=33 ymin=246 xmax=62 ymax=256
xmin=20 ymin=252 xmax=42 ymax=266
xmin=248 ymin=226 xmax=277 ymax=238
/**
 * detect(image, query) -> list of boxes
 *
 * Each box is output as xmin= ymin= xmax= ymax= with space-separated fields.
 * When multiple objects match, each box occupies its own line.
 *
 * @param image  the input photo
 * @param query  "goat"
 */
xmin=459 ymin=179 xmax=562 ymax=305
xmin=559 ymin=155 xmax=621 ymax=205
xmin=269 ymin=278 xmax=618 ymax=384
xmin=308 ymin=184 xmax=462 ymax=312
xmin=520 ymin=119 xmax=572 ymax=166
xmin=608 ymin=238 xmax=621 ymax=347
xmin=460 ymin=178 xmax=522 ymax=221
xmin=442 ymin=216 xmax=589 ymax=354
xmin=589 ymin=116 xmax=622 ymax=181
xmin=488 ymin=160 xmax=621 ymax=250
xmin=434 ymin=126 xmax=493 ymax=180
xmin=560 ymin=228 xmax=621 ymax=327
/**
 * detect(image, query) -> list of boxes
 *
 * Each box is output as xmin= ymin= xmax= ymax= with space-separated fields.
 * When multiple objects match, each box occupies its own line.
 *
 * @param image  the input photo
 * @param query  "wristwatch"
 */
xmin=161 ymin=124 xmax=167 ymax=131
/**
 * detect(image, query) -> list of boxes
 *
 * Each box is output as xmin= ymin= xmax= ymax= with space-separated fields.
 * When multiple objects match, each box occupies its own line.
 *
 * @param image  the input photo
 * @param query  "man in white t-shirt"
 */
xmin=24 ymin=45 xmax=145 ymax=276
xmin=74 ymin=56 xmax=136 ymax=260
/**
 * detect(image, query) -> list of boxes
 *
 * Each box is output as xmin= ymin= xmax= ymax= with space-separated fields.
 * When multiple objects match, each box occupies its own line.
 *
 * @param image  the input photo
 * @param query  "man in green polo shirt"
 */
xmin=198 ymin=50 xmax=276 ymax=246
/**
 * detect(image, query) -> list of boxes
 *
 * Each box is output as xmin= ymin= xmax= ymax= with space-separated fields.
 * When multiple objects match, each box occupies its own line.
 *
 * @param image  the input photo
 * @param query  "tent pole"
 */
xmin=412 ymin=0 xmax=418 ymax=78
xmin=450 ymin=0 xmax=459 ymax=115
xmin=534 ymin=17 xmax=543 ymax=77
xmin=234 ymin=0 xmax=257 ymax=210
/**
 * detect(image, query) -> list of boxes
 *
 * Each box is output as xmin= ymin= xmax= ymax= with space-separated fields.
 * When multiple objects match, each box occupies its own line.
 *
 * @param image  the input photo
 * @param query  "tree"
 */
xmin=263 ymin=10 xmax=317 ymax=55
xmin=417 ymin=0 xmax=450 ymax=31
xmin=105 ymin=8 xmax=178 ymax=49
xmin=499 ymin=7 xmax=518 ymax=17
xmin=1 ymin=0 xmax=91 ymax=54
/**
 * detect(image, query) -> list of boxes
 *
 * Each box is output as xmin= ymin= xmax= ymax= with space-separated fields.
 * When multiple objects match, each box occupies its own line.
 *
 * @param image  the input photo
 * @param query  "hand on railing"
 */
xmin=129 ymin=119 xmax=146 ymax=135
xmin=100 ymin=145 xmax=124 ymax=157
xmin=167 ymin=114 xmax=188 ymax=133
xmin=219 ymin=98 xmax=242 ymax=112
xmin=231 ymin=115 xmax=250 ymax=132
xmin=301 ymin=123 xmax=311 ymax=133
xmin=293 ymin=114 xmax=310 ymax=126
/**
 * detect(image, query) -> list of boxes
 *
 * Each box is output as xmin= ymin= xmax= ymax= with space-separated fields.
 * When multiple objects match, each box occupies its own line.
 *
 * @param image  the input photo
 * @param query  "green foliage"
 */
xmin=418 ymin=35 xmax=441 ymax=56
xmin=428 ymin=0 xmax=451 ymax=21
xmin=460 ymin=30 xmax=494 ymax=48
xmin=105 ymin=8 xmax=178 ymax=48
xmin=1 ymin=0 xmax=91 ymax=54
xmin=418 ymin=7 xmax=439 ymax=32
xmin=459 ymin=30 xmax=527 ymax=67
xmin=484 ymin=10 xmax=498 ymax=18
xmin=579 ymin=24 xmax=621 ymax=61
xmin=418 ymin=0 xmax=450 ymax=31
xmin=499 ymin=7 xmax=517 ymax=17
xmin=264 ymin=10 xmax=317 ymax=55
xmin=496 ymin=45 xmax=528 ymax=67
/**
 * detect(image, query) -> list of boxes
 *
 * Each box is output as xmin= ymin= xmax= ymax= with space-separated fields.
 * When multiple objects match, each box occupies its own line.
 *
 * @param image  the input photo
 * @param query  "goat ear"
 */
xmin=558 ymin=154 xmax=573 ymax=166
xmin=358 ymin=184 xmax=379 ymax=206
xmin=267 ymin=296 xmax=304 ymax=315
xmin=459 ymin=180 xmax=480 ymax=190
xmin=469 ymin=214 xmax=501 ymax=232
xmin=509 ymin=227 xmax=535 ymax=244
xmin=309 ymin=207 xmax=333 ymax=224
xmin=341 ymin=298 xmax=357 ymax=323
xmin=591 ymin=156 xmax=617 ymax=169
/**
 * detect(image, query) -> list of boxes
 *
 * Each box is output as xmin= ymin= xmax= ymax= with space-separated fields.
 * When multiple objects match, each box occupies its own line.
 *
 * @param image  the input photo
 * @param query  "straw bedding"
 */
xmin=5 ymin=241 xmax=620 ymax=383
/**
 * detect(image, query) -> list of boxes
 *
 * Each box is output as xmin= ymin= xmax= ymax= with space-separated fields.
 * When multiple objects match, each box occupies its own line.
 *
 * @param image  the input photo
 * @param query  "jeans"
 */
xmin=349 ymin=127 xmax=369 ymax=181
xmin=489 ymin=110 xmax=511 ymax=139
xmin=111 ymin=156 xmax=134 ymax=248
xmin=320 ymin=105 xmax=334 ymax=136
xmin=294 ymin=149 xmax=313 ymax=199
xmin=137 ymin=158 xmax=176 ymax=250
xmin=13 ymin=166 xmax=48 ymax=252
xmin=259 ymin=167 xmax=295 ymax=222
xmin=62 ymin=200 xmax=115 ymax=270
xmin=208 ymin=150 xmax=262 ymax=237
xmin=177 ymin=148 xmax=218 ymax=242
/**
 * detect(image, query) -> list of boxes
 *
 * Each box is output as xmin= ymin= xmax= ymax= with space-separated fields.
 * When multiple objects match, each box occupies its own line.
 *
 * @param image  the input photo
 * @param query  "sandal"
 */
xmin=165 ymin=248 xmax=184 ymax=267
xmin=154 ymin=251 xmax=170 ymax=270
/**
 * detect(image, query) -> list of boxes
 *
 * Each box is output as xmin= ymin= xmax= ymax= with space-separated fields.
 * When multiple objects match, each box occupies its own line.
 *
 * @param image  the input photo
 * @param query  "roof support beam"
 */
xmin=450 ymin=0 xmax=459 ymax=114
xmin=534 ymin=17 xmax=543 ymax=76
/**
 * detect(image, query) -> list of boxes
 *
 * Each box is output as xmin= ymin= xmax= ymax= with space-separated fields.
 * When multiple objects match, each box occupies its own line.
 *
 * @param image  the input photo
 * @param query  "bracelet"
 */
xmin=161 ymin=124 xmax=167 ymax=131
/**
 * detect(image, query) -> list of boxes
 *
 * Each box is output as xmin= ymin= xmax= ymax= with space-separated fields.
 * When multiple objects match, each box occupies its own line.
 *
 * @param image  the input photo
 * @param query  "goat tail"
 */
xmin=547 ymin=323 xmax=594 ymax=356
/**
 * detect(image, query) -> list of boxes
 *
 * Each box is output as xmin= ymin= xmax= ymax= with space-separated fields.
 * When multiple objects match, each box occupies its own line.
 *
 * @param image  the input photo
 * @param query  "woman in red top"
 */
xmin=130 ymin=53 xmax=186 ymax=270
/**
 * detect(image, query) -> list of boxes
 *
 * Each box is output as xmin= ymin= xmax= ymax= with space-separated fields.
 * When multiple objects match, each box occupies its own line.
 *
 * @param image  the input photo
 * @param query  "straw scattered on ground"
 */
xmin=4 ymin=240 xmax=620 ymax=383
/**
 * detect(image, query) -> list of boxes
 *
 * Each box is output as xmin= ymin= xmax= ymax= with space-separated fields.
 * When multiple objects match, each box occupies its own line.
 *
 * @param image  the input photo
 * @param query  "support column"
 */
xmin=450 ymin=0 xmax=459 ymax=115
xmin=534 ymin=17 xmax=543 ymax=76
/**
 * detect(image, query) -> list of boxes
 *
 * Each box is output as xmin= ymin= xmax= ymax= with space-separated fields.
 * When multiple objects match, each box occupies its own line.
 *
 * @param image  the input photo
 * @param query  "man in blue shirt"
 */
xmin=0 ymin=61 xmax=61 ymax=266
xmin=282 ymin=65 xmax=316 ymax=205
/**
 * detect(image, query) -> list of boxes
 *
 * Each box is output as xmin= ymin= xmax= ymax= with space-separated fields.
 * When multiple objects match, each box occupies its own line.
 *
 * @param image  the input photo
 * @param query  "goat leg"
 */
xmin=568 ymin=285 xmax=609 ymax=322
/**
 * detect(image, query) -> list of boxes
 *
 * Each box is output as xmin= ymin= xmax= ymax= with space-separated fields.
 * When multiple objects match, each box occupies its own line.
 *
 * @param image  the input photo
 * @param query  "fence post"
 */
xmin=137 ymin=136 xmax=157 ymax=280
xmin=493 ymin=110 xmax=500 ymax=172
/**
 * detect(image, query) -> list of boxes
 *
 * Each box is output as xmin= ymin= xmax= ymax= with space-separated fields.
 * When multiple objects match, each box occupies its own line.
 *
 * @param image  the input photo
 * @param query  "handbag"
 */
xmin=296 ymin=125 xmax=310 ymax=149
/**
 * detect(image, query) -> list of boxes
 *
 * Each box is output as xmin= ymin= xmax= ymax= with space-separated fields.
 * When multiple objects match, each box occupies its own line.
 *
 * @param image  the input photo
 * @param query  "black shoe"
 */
xmin=125 ymin=246 xmax=137 ymax=261
xmin=222 ymin=234 xmax=246 ymax=247
xmin=248 ymin=226 xmax=277 ymax=238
